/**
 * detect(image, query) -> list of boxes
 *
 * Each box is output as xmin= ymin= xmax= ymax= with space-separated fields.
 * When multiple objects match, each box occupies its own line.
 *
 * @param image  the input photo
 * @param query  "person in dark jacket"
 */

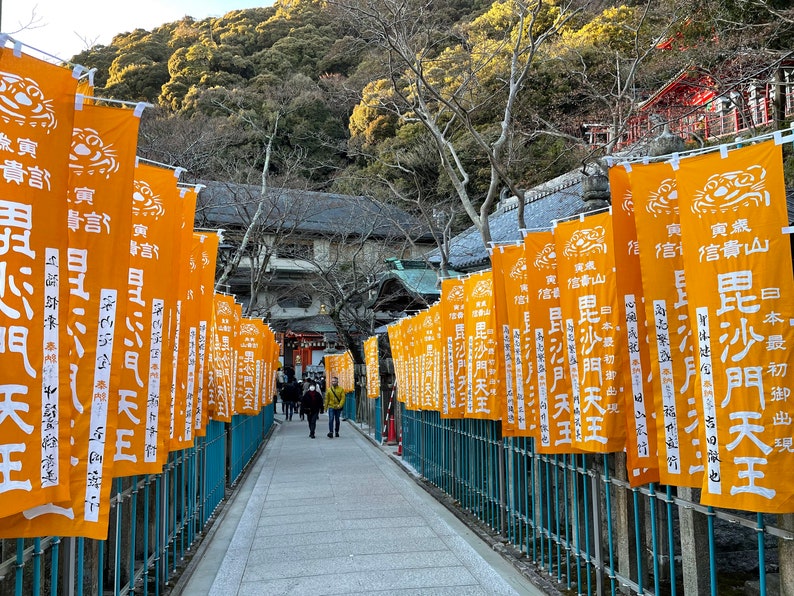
xmin=300 ymin=383 xmax=324 ymax=438
xmin=280 ymin=379 xmax=301 ymax=421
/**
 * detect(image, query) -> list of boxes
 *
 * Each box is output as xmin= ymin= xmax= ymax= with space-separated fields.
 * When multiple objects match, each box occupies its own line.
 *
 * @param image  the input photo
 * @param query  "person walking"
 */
xmin=324 ymin=376 xmax=345 ymax=438
xmin=281 ymin=378 xmax=301 ymax=421
xmin=277 ymin=368 xmax=287 ymax=415
xmin=300 ymin=383 xmax=324 ymax=438
xmin=297 ymin=379 xmax=306 ymax=420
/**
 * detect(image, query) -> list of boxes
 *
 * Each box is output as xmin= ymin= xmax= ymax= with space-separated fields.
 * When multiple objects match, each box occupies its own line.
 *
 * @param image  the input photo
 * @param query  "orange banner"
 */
xmin=463 ymin=270 xmax=501 ymax=419
xmin=235 ymin=318 xmax=263 ymax=415
xmin=490 ymin=247 xmax=516 ymax=432
xmin=325 ymin=351 xmax=354 ymax=394
xmin=554 ymin=212 xmax=626 ymax=452
xmin=254 ymin=319 xmax=269 ymax=411
xmin=524 ymin=231 xmax=575 ymax=453
xmin=439 ymin=277 xmax=466 ymax=418
xmin=387 ymin=320 xmax=407 ymax=404
xmin=230 ymin=303 xmax=242 ymax=414
xmin=113 ymin=164 xmax=182 ymax=477
xmin=409 ymin=310 xmax=426 ymax=410
xmin=419 ymin=304 xmax=442 ymax=411
xmin=192 ymin=232 xmax=219 ymax=436
xmin=675 ymin=141 xmax=794 ymax=512
xmin=629 ymin=161 xmax=704 ymax=487
xmin=0 ymin=48 xmax=77 ymax=516
xmin=210 ymin=294 xmax=235 ymax=422
xmin=0 ymin=101 xmax=141 ymax=539
xmin=610 ymin=166 xmax=660 ymax=486
xmin=260 ymin=323 xmax=277 ymax=407
xmin=405 ymin=315 xmax=419 ymax=410
xmin=364 ymin=335 xmax=379 ymax=399
xmin=168 ymin=187 xmax=199 ymax=451
xmin=491 ymin=243 xmax=533 ymax=437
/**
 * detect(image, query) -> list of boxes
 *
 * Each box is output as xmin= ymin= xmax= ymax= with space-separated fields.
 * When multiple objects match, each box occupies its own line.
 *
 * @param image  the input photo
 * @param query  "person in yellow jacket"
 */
xmin=324 ymin=376 xmax=346 ymax=438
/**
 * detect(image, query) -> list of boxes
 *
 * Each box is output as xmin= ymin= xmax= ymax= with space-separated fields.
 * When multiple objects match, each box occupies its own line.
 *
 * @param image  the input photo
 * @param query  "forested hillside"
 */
xmin=70 ymin=0 xmax=794 ymax=232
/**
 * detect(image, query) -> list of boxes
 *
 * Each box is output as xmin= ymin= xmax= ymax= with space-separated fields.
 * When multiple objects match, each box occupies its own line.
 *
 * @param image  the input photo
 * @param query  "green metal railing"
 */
xmin=0 ymin=405 xmax=274 ymax=596
xmin=342 ymin=391 xmax=357 ymax=422
xmin=401 ymin=404 xmax=794 ymax=596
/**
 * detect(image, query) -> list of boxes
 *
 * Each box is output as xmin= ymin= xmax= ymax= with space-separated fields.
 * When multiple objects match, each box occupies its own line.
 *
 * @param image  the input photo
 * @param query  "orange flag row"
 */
xmin=325 ymin=351 xmax=355 ymax=394
xmin=386 ymin=140 xmax=794 ymax=513
xmin=364 ymin=336 xmax=380 ymax=399
xmin=0 ymin=44 xmax=281 ymax=539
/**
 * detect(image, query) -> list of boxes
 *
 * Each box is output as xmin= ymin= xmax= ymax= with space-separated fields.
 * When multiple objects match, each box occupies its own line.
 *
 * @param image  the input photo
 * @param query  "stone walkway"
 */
xmin=178 ymin=410 xmax=546 ymax=595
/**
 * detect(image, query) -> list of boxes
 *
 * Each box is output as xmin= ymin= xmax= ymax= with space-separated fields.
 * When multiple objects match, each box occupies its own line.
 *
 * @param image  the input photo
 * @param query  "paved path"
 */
xmin=180 ymin=411 xmax=545 ymax=595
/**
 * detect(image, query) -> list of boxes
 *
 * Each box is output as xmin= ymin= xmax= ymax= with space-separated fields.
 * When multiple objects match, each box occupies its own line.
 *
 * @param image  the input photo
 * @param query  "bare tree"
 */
xmin=334 ymin=0 xmax=583 ymax=243
xmin=196 ymin=180 xmax=321 ymax=316
xmin=137 ymin=109 xmax=242 ymax=179
xmin=3 ymin=6 xmax=43 ymax=36
xmin=298 ymin=207 xmax=424 ymax=363
xmin=337 ymin=142 xmax=462 ymax=278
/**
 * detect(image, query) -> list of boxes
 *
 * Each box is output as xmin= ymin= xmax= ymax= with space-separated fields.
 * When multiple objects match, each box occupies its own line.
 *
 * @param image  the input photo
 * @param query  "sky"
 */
xmin=5 ymin=0 xmax=273 ymax=61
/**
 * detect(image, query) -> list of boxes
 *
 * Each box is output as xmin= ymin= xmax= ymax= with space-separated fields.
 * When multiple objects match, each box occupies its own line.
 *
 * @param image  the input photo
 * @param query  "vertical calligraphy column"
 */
xmin=418 ymin=308 xmax=439 ymax=411
xmin=414 ymin=309 xmax=431 ymax=409
xmin=463 ymin=270 xmax=501 ymax=420
xmin=404 ymin=317 xmax=419 ymax=411
xmin=610 ymin=166 xmax=660 ymax=486
xmin=364 ymin=335 xmax=379 ymax=400
xmin=439 ymin=277 xmax=466 ymax=419
xmin=341 ymin=351 xmax=355 ymax=395
xmin=206 ymin=298 xmax=218 ymax=418
xmin=192 ymin=232 xmax=219 ymax=436
xmin=387 ymin=322 xmax=405 ymax=405
xmin=235 ymin=319 xmax=261 ymax=415
xmin=400 ymin=317 xmax=413 ymax=409
xmin=113 ymin=164 xmax=181 ymax=477
xmin=424 ymin=304 xmax=442 ymax=412
xmin=210 ymin=294 xmax=235 ymax=423
xmin=629 ymin=162 xmax=704 ymax=488
xmin=260 ymin=324 xmax=277 ymax=408
xmin=676 ymin=141 xmax=794 ymax=513
xmin=524 ymin=231 xmax=575 ymax=454
xmin=168 ymin=186 xmax=198 ymax=451
xmin=492 ymin=243 xmax=534 ymax=436
xmin=0 ymin=47 xmax=77 ymax=518
xmin=490 ymin=246 xmax=517 ymax=433
xmin=231 ymin=303 xmax=242 ymax=415
xmin=554 ymin=212 xmax=626 ymax=453
xmin=254 ymin=320 xmax=268 ymax=411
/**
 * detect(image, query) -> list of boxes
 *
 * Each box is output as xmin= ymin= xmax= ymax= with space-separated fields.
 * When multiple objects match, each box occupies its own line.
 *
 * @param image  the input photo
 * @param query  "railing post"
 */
xmin=419 ymin=411 xmax=425 ymax=478
xmin=613 ymin=452 xmax=639 ymax=594
xmin=159 ymin=469 xmax=168 ymax=589
xmin=591 ymin=460 xmax=603 ymax=596
xmin=497 ymin=424 xmax=507 ymax=538
xmin=61 ymin=536 xmax=77 ymax=596
xmin=780 ymin=514 xmax=794 ymax=595
xmin=678 ymin=487 xmax=713 ymax=595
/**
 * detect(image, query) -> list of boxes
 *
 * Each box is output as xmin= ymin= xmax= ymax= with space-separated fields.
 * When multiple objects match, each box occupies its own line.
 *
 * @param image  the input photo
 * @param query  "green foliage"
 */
xmin=72 ymin=0 xmax=793 ymax=217
xmin=349 ymin=80 xmax=399 ymax=146
xmin=316 ymin=36 xmax=366 ymax=76
xmin=559 ymin=5 xmax=639 ymax=53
